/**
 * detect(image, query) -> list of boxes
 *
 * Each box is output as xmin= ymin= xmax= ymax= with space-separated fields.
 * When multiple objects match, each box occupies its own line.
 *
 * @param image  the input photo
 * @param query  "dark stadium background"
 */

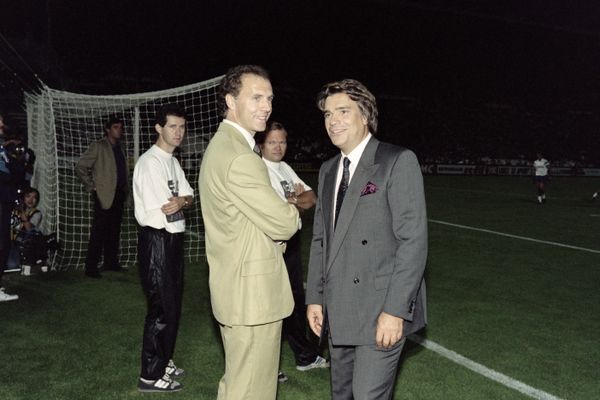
xmin=2 ymin=0 xmax=600 ymax=165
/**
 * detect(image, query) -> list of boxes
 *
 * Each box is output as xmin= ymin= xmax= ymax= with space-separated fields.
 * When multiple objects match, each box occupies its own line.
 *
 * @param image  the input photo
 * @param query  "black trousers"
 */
xmin=283 ymin=231 xmax=320 ymax=366
xmin=138 ymin=226 xmax=184 ymax=380
xmin=84 ymin=188 xmax=125 ymax=273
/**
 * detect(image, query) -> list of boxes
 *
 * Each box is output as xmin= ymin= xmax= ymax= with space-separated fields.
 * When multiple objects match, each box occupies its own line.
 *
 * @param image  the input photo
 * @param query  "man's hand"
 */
xmin=288 ymin=188 xmax=316 ymax=211
xmin=307 ymin=304 xmax=324 ymax=337
xmin=161 ymin=196 xmax=186 ymax=215
xmin=375 ymin=311 xmax=404 ymax=349
xmin=293 ymin=183 xmax=306 ymax=195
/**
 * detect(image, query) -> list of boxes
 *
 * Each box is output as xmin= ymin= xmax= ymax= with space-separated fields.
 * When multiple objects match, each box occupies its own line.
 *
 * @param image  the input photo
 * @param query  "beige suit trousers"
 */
xmin=217 ymin=320 xmax=283 ymax=400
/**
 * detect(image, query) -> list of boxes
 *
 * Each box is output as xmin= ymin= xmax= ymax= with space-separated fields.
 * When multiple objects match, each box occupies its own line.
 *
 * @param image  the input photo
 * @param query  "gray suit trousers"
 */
xmin=329 ymin=337 xmax=406 ymax=400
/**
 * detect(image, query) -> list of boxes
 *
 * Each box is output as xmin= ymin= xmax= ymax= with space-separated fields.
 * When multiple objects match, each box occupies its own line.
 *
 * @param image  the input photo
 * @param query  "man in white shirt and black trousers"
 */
xmin=133 ymin=104 xmax=194 ymax=393
xmin=256 ymin=121 xmax=329 ymax=382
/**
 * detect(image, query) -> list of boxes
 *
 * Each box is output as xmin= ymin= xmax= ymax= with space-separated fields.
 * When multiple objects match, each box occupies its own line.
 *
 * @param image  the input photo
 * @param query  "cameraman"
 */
xmin=0 ymin=112 xmax=25 ymax=301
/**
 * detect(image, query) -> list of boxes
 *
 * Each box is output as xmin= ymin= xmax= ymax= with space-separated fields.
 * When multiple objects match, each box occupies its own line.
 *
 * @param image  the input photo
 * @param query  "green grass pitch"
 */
xmin=1 ymin=174 xmax=598 ymax=399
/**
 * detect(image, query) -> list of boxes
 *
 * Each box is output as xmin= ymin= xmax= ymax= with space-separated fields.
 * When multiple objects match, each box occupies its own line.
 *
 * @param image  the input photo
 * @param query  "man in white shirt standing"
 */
xmin=133 ymin=104 xmax=194 ymax=393
xmin=256 ymin=121 xmax=328 ymax=382
xmin=533 ymin=153 xmax=550 ymax=204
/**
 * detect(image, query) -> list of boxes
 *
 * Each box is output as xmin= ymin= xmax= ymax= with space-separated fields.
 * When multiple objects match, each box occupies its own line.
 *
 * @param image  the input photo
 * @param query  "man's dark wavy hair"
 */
xmin=103 ymin=115 xmax=123 ymax=134
xmin=316 ymin=79 xmax=378 ymax=134
xmin=155 ymin=104 xmax=187 ymax=127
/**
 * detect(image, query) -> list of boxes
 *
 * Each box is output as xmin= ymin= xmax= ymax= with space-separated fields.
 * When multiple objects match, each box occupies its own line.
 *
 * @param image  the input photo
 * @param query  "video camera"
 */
xmin=1 ymin=135 xmax=27 ymax=160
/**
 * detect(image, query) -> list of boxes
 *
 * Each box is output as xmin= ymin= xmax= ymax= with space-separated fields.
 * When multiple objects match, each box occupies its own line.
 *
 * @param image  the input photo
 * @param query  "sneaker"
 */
xmin=166 ymin=359 xmax=185 ymax=377
xmin=593 ymin=192 xmax=598 ymax=200
xmin=0 ymin=288 xmax=19 ymax=302
xmin=138 ymin=373 xmax=182 ymax=393
xmin=296 ymin=356 xmax=330 ymax=371
xmin=277 ymin=371 xmax=288 ymax=383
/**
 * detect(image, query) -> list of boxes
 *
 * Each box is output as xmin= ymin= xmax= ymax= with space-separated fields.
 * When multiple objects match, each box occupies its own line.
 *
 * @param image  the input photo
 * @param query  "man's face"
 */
xmin=260 ymin=128 xmax=287 ymax=162
xmin=24 ymin=191 xmax=38 ymax=208
xmin=323 ymin=93 xmax=369 ymax=154
xmin=106 ymin=123 xmax=123 ymax=142
xmin=226 ymin=74 xmax=273 ymax=134
xmin=156 ymin=115 xmax=186 ymax=151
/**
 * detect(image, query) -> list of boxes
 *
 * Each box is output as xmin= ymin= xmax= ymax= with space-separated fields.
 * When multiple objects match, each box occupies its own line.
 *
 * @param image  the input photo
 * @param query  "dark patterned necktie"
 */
xmin=334 ymin=157 xmax=351 ymax=229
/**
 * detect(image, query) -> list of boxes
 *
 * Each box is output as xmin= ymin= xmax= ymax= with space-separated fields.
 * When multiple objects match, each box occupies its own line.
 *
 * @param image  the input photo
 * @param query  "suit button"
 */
xmin=353 ymin=278 xmax=359 ymax=284
xmin=361 ymin=240 xmax=368 ymax=245
xmin=321 ymin=278 xmax=326 ymax=284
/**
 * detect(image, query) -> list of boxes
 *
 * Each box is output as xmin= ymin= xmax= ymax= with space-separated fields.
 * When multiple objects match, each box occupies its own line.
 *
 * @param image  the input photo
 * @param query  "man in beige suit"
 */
xmin=199 ymin=65 xmax=299 ymax=400
xmin=75 ymin=115 xmax=128 ymax=278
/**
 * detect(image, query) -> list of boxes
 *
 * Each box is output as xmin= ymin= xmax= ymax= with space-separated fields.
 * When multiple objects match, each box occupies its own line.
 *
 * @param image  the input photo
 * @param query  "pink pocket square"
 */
xmin=360 ymin=181 xmax=378 ymax=196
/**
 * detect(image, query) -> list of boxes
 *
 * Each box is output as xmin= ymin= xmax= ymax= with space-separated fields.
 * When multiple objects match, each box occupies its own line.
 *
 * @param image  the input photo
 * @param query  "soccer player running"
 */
xmin=533 ymin=153 xmax=549 ymax=204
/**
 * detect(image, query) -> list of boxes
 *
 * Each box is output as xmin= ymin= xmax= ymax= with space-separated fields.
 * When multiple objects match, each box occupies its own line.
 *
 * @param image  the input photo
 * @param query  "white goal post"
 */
xmin=25 ymin=76 xmax=223 ymax=270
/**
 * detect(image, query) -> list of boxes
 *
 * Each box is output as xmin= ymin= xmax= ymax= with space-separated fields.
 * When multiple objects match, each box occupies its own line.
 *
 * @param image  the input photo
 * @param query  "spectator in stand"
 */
xmin=75 ymin=115 xmax=129 ymax=278
xmin=0 ymin=111 xmax=23 ymax=302
xmin=256 ymin=121 xmax=329 ymax=383
xmin=533 ymin=153 xmax=550 ymax=204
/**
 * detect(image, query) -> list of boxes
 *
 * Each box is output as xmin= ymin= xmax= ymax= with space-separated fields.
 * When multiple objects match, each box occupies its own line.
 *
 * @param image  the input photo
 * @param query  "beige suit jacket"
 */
xmin=199 ymin=122 xmax=299 ymax=326
xmin=75 ymin=136 xmax=129 ymax=210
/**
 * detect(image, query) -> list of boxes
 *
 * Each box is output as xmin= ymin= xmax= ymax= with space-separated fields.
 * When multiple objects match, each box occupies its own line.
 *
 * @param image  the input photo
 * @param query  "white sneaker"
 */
xmin=0 ymin=288 xmax=19 ymax=302
xmin=138 ymin=373 xmax=182 ymax=393
xmin=296 ymin=356 xmax=330 ymax=371
xmin=166 ymin=359 xmax=185 ymax=377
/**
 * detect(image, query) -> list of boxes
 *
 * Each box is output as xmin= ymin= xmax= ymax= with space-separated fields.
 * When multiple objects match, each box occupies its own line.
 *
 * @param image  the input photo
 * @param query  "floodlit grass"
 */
xmin=1 ymin=174 xmax=598 ymax=399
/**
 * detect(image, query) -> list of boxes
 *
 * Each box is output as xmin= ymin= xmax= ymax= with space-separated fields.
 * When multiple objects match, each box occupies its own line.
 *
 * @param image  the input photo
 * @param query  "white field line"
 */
xmin=429 ymin=219 xmax=600 ymax=254
xmin=409 ymin=335 xmax=565 ymax=400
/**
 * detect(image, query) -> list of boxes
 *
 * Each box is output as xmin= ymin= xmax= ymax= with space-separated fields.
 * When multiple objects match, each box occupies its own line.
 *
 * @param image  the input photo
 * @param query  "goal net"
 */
xmin=24 ymin=76 xmax=223 ymax=270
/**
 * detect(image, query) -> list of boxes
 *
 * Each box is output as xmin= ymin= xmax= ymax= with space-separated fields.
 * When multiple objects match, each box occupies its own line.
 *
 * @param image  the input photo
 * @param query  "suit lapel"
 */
xmin=326 ymin=137 xmax=380 ymax=273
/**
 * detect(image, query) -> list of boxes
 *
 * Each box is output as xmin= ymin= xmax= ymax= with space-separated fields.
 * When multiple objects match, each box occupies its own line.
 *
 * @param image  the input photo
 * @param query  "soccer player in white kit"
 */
xmin=533 ymin=153 xmax=549 ymax=204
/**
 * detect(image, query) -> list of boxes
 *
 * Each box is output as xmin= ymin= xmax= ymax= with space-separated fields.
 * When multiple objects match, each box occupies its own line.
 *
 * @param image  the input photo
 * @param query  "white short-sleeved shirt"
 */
xmin=534 ymin=158 xmax=549 ymax=176
xmin=133 ymin=145 xmax=194 ymax=233
xmin=262 ymin=158 xmax=312 ymax=201
xmin=262 ymin=159 xmax=310 ymax=230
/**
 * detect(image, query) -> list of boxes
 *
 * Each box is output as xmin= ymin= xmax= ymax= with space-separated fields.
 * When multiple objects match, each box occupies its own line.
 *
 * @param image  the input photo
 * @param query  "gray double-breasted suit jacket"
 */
xmin=306 ymin=136 xmax=428 ymax=345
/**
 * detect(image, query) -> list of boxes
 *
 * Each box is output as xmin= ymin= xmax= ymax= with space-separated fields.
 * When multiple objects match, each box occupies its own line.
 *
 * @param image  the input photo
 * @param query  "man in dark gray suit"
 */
xmin=306 ymin=79 xmax=428 ymax=400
